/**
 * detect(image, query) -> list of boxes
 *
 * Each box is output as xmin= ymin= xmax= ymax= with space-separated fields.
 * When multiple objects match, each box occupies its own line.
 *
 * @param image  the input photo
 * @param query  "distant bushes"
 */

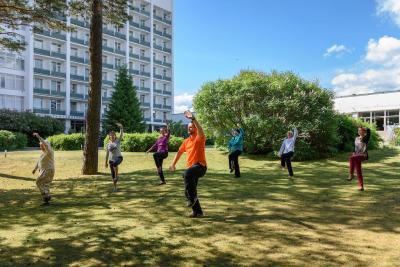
xmin=103 ymin=132 xmax=184 ymax=152
xmin=0 ymin=130 xmax=27 ymax=150
xmin=393 ymin=128 xmax=400 ymax=146
xmin=47 ymin=134 xmax=85 ymax=151
xmin=0 ymin=109 xmax=64 ymax=146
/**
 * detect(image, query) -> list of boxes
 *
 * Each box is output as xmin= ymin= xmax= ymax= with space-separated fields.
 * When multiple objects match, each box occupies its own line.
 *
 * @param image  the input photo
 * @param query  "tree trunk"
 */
xmin=82 ymin=0 xmax=103 ymax=175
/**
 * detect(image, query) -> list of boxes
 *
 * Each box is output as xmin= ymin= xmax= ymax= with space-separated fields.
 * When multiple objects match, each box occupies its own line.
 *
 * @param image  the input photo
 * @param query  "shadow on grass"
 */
xmin=0 ymin=148 xmax=399 ymax=266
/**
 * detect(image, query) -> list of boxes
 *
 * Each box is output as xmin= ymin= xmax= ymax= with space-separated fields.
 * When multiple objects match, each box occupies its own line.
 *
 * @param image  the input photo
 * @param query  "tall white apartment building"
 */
xmin=0 ymin=0 xmax=174 ymax=132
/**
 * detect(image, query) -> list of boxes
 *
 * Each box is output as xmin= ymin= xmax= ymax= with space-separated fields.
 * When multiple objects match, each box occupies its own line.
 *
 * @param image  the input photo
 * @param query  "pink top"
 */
xmin=154 ymin=131 xmax=170 ymax=152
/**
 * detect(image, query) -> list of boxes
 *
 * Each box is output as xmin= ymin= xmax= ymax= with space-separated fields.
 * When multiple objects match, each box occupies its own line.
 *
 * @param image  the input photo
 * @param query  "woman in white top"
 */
xmin=105 ymin=123 xmax=124 ymax=192
xmin=278 ymin=127 xmax=298 ymax=177
xmin=347 ymin=127 xmax=370 ymax=191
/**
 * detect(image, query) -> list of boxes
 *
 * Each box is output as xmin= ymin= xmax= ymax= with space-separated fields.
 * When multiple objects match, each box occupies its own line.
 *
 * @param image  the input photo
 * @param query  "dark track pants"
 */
xmin=109 ymin=156 xmax=123 ymax=180
xmin=183 ymin=163 xmax=207 ymax=215
xmin=153 ymin=151 xmax=168 ymax=182
xmin=229 ymin=150 xmax=242 ymax=177
xmin=281 ymin=151 xmax=294 ymax=177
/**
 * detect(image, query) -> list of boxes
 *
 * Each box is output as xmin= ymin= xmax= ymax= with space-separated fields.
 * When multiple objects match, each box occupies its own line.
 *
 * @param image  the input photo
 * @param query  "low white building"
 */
xmin=334 ymin=90 xmax=400 ymax=140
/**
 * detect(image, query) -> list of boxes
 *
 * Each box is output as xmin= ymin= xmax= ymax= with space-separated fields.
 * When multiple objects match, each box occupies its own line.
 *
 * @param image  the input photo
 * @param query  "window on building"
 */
xmin=163 ymin=69 xmax=166 ymax=77
xmin=71 ymin=65 xmax=78 ymax=75
xmin=71 ymin=48 xmax=78 ymax=57
xmin=102 ymin=39 xmax=107 ymax=46
xmin=51 ymin=80 xmax=62 ymax=92
xmin=163 ymin=40 xmax=167 ymax=48
xmin=34 ymin=78 xmax=43 ymax=89
xmin=129 ymin=46 xmax=133 ymax=54
xmin=115 ymin=42 xmax=121 ymax=51
xmin=85 ymin=68 xmax=89 ymax=79
xmin=153 ymin=23 xmax=156 ymax=30
xmin=34 ymin=59 xmax=43 ymax=68
xmin=163 ymin=55 xmax=167 ymax=62
xmin=163 ymin=83 xmax=167 ymax=90
xmin=163 ymin=111 xmax=167 ymax=120
xmin=102 ymin=71 xmax=107 ymax=80
xmin=140 ymin=64 xmax=145 ymax=72
xmin=140 ymin=34 xmax=145 ymax=42
xmin=140 ymin=49 xmax=145 ymax=57
xmin=115 ymin=58 xmax=121 ymax=67
xmin=34 ymin=39 xmax=43 ymax=49
xmin=51 ymin=62 xmax=61 ymax=72
xmin=0 ymin=75 xmax=5 ymax=88
xmin=51 ymin=43 xmax=61 ymax=53
xmin=163 ymin=27 xmax=167 ymax=34
xmin=129 ymin=30 xmax=133 ymax=37
xmin=141 ymin=79 xmax=145 ymax=88
xmin=140 ymin=94 xmax=145 ymax=103
xmin=71 ymin=31 xmax=77 ymax=38
xmin=140 ymin=4 xmax=146 ymax=11
xmin=71 ymin=102 xmax=77 ymax=111
xmin=163 ymin=97 xmax=167 ymax=105
xmin=71 ymin=83 xmax=78 ymax=93
xmin=102 ymin=55 xmax=107 ymax=63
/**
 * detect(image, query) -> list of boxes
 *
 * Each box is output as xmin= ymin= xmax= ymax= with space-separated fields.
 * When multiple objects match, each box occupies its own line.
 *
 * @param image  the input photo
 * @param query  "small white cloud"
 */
xmin=174 ymin=93 xmax=194 ymax=113
xmin=377 ymin=0 xmax=400 ymax=27
xmin=365 ymin=36 xmax=400 ymax=65
xmin=324 ymin=44 xmax=349 ymax=58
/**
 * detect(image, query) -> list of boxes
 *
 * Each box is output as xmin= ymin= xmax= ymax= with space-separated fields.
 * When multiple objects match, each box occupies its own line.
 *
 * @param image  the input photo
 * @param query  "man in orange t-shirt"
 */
xmin=169 ymin=110 xmax=207 ymax=218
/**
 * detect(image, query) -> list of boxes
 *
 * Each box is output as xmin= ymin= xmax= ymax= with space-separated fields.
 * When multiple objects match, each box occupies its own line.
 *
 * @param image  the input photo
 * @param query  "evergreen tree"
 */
xmin=104 ymin=66 xmax=145 ymax=133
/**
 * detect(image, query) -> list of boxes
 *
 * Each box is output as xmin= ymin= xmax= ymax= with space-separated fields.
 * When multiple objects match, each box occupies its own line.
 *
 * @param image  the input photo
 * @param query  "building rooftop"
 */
xmin=335 ymin=89 xmax=400 ymax=98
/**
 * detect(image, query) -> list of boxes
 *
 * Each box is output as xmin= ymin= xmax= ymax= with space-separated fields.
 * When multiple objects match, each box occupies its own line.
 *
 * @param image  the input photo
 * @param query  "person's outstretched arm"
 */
xmin=184 ymin=110 xmax=204 ymax=137
xmin=278 ymin=140 xmax=285 ymax=157
xmin=116 ymin=122 xmax=124 ymax=140
xmin=293 ymin=127 xmax=298 ymax=141
xmin=146 ymin=143 xmax=156 ymax=153
xmin=169 ymin=141 xmax=186 ymax=171
xmin=363 ymin=128 xmax=371 ymax=144
xmin=105 ymin=146 xmax=109 ymax=168
xmin=33 ymin=132 xmax=50 ymax=152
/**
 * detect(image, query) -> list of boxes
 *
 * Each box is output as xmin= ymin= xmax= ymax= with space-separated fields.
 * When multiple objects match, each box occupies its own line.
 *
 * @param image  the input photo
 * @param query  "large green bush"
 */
xmin=0 ymin=109 xmax=64 ymax=146
xmin=336 ymin=115 xmax=381 ymax=152
xmin=48 ymin=134 xmax=85 ymax=151
xmin=0 ymin=130 xmax=27 ymax=150
xmin=193 ymin=70 xmax=339 ymax=160
xmin=103 ymin=132 xmax=184 ymax=152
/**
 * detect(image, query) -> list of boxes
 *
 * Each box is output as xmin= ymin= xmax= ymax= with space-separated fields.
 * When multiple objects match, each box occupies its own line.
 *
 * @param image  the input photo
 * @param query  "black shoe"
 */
xmin=188 ymin=212 xmax=204 ymax=218
xmin=358 ymin=187 xmax=364 ymax=191
xmin=158 ymin=181 xmax=166 ymax=186
xmin=43 ymin=196 xmax=51 ymax=203
xmin=186 ymin=197 xmax=198 ymax=208
xmin=230 ymin=168 xmax=234 ymax=173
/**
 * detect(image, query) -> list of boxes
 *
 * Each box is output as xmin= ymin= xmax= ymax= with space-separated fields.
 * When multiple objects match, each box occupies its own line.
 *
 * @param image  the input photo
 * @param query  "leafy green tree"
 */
xmin=104 ymin=67 xmax=144 ymax=133
xmin=168 ymin=121 xmax=187 ymax=137
xmin=193 ymin=70 xmax=339 ymax=160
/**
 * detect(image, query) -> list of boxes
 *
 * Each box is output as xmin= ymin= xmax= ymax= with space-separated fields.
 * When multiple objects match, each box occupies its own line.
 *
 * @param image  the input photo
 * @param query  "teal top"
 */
xmin=228 ymin=128 xmax=244 ymax=153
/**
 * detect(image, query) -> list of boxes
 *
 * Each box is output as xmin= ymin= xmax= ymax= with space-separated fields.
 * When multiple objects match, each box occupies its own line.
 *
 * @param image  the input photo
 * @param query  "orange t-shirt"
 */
xmin=179 ymin=134 xmax=207 ymax=168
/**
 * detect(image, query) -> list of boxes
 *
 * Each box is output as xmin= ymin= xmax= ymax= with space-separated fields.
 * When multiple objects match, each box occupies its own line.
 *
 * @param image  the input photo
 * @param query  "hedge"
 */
xmin=0 ymin=130 xmax=27 ymax=150
xmin=0 ymin=109 xmax=64 ymax=146
xmin=103 ymin=132 xmax=184 ymax=152
xmin=47 ymin=134 xmax=85 ymax=151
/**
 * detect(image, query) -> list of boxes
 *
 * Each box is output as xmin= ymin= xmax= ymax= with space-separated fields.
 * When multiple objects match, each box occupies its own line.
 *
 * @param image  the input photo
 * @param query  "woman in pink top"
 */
xmin=146 ymin=123 xmax=170 ymax=185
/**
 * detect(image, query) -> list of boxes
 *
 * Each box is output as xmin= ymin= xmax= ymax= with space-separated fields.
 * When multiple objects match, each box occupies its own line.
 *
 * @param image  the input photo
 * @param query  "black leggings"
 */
xmin=153 ymin=151 xmax=168 ymax=182
xmin=229 ymin=150 xmax=242 ymax=177
xmin=183 ymin=163 xmax=207 ymax=215
xmin=281 ymin=152 xmax=294 ymax=176
xmin=109 ymin=156 xmax=123 ymax=180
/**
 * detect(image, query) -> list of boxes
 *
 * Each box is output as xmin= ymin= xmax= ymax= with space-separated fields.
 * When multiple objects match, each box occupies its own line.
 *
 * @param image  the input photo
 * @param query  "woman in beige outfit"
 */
xmin=32 ymin=132 xmax=55 ymax=205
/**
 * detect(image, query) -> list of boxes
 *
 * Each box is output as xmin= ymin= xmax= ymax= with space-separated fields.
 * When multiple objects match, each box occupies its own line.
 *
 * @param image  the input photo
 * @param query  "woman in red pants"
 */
xmin=347 ymin=127 xmax=371 ymax=191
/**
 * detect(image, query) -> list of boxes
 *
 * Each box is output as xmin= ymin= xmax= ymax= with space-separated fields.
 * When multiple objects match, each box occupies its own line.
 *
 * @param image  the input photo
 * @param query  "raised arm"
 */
xmin=363 ymin=128 xmax=371 ymax=144
xmin=184 ymin=110 xmax=204 ymax=137
xmin=33 ymin=132 xmax=50 ymax=152
xmin=116 ymin=123 xmax=124 ymax=140
xmin=293 ymin=127 xmax=298 ymax=141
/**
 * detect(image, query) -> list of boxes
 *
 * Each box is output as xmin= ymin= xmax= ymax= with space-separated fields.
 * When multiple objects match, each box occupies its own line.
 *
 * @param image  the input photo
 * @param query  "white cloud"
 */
xmin=365 ymin=36 xmax=400 ymax=65
xmin=174 ymin=93 xmax=194 ymax=113
xmin=324 ymin=44 xmax=349 ymax=58
xmin=332 ymin=36 xmax=400 ymax=96
xmin=377 ymin=0 xmax=400 ymax=27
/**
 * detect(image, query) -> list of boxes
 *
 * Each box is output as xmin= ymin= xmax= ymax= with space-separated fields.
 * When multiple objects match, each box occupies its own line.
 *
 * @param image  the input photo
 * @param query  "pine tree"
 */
xmin=104 ymin=66 xmax=145 ymax=133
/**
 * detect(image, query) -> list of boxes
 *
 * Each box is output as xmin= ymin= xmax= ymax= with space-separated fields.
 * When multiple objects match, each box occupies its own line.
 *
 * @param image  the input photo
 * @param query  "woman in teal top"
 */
xmin=228 ymin=127 xmax=244 ymax=177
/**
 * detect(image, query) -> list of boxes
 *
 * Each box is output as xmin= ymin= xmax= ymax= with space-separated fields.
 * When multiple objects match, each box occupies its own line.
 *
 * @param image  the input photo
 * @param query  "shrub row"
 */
xmin=45 ymin=132 xmax=184 ymax=151
xmin=0 ymin=109 xmax=64 ymax=146
xmin=0 ymin=130 xmax=28 ymax=150
xmin=104 ymin=132 xmax=184 ymax=152
xmin=47 ymin=133 xmax=85 ymax=151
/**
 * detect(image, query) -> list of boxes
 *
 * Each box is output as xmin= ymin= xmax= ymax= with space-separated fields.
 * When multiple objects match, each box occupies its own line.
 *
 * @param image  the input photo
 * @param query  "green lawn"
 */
xmin=0 ymin=148 xmax=399 ymax=266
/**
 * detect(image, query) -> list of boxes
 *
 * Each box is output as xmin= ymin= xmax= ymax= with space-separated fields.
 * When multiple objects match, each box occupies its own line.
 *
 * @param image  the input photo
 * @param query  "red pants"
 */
xmin=349 ymin=154 xmax=366 ymax=188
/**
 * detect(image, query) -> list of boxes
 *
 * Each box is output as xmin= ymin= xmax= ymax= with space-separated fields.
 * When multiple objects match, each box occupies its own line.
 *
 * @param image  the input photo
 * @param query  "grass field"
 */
xmin=0 ymin=147 xmax=399 ymax=267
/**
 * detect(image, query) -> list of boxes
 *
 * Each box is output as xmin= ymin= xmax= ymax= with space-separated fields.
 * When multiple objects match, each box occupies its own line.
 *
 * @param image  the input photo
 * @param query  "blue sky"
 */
xmin=172 ymin=0 xmax=400 ymax=113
